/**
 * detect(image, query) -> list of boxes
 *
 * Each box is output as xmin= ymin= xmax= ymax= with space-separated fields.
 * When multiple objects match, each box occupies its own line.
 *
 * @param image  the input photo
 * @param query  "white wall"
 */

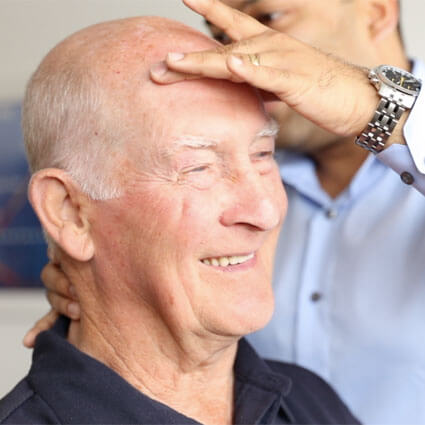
xmin=1 ymin=0 xmax=425 ymax=399
xmin=0 ymin=0 xmax=206 ymax=102
xmin=0 ymin=290 xmax=48 ymax=397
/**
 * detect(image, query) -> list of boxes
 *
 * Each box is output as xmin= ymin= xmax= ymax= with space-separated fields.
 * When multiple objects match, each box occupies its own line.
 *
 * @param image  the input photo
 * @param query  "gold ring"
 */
xmin=248 ymin=53 xmax=261 ymax=67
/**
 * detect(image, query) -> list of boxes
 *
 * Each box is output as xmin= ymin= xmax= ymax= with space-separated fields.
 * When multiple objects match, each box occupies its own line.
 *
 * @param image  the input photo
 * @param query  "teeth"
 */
xmin=201 ymin=253 xmax=254 ymax=267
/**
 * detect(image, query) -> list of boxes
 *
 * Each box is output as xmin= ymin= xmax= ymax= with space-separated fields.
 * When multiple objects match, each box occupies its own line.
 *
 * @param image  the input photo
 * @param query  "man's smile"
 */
xmin=201 ymin=252 xmax=255 ymax=268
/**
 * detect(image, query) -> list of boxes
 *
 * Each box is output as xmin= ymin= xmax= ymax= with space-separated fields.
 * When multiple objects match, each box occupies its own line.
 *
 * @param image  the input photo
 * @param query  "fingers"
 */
xmin=41 ymin=262 xmax=76 ymax=299
xmin=225 ymin=53 xmax=359 ymax=135
xmin=165 ymin=47 xmax=281 ymax=75
xmin=151 ymin=52 xmax=234 ymax=84
xmin=183 ymin=0 xmax=266 ymax=41
xmin=150 ymin=58 xmax=279 ymax=101
xmin=151 ymin=49 xmax=258 ymax=84
xmin=23 ymin=310 xmax=59 ymax=348
xmin=226 ymin=54 xmax=302 ymax=101
xmin=151 ymin=46 xmax=291 ymax=88
xmin=41 ymin=261 xmax=81 ymax=319
xmin=150 ymin=61 xmax=203 ymax=84
xmin=46 ymin=290 xmax=81 ymax=320
xmin=24 ymin=260 xmax=81 ymax=349
xmin=165 ymin=51 xmax=245 ymax=82
xmin=151 ymin=31 xmax=286 ymax=84
xmin=47 ymin=245 xmax=61 ymax=265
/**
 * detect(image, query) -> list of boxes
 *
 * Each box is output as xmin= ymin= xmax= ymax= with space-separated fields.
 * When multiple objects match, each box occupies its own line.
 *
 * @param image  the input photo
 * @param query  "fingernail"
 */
xmin=68 ymin=302 xmax=80 ymax=318
xmin=69 ymin=285 xmax=77 ymax=299
xmin=229 ymin=55 xmax=244 ymax=67
xmin=167 ymin=52 xmax=185 ymax=62
xmin=150 ymin=61 xmax=168 ymax=77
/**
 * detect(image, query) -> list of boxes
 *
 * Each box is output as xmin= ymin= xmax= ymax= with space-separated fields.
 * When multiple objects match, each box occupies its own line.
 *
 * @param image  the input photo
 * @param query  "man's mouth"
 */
xmin=201 ymin=253 xmax=255 ymax=268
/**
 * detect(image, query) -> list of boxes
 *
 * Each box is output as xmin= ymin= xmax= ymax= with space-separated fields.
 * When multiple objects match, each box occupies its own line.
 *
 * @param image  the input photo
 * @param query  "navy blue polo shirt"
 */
xmin=0 ymin=317 xmax=359 ymax=424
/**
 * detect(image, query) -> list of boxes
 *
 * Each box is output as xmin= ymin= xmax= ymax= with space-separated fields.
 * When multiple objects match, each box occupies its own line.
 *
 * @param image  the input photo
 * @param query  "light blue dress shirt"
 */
xmin=247 ymin=59 xmax=425 ymax=424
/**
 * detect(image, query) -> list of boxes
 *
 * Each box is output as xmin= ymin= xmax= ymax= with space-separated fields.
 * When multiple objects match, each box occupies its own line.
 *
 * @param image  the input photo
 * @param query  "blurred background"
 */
xmin=0 ymin=0 xmax=424 ymax=397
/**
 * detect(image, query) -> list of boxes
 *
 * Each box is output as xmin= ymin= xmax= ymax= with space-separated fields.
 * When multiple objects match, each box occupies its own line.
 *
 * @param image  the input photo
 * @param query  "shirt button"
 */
xmin=310 ymin=292 xmax=323 ymax=302
xmin=325 ymin=208 xmax=338 ymax=219
xmin=400 ymin=171 xmax=414 ymax=185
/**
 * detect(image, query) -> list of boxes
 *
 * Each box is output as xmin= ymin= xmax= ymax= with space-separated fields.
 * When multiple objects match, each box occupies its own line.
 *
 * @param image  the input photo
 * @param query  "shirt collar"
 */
xmin=276 ymin=146 xmax=388 ymax=209
xmin=29 ymin=317 xmax=201 ymax=424
xmin=29 ymin=317 xmax=294 ymax=424
xmin=234 ymin=339 xmax=294 ymax=424
xmin=235 ymin=338 xmax=291 ymax=396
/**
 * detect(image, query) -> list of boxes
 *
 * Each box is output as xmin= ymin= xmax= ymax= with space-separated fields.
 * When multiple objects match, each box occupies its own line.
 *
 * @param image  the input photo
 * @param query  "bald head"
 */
xmin=23 ymin=17 xmax=221 ymax=199
xmin=24 ymin=15 xmax=281 ymax=346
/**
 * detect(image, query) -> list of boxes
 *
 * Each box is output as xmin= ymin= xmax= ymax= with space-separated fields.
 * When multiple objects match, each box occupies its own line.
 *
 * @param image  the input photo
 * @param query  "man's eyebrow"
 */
xmin=255 ymin=119 xmax=280 ymax=139
xmin=161 ymin=121 xmax=278 ymax=158
xmin=161 ymin=136 xmax=218 ymax=158
xmin=171 ymin=136 xmax=219 ymax=149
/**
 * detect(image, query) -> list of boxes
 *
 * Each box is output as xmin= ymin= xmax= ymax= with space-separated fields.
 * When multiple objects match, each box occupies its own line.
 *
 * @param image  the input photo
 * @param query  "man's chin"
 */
xmin=230 ymin=295 xmax=275 ymax=338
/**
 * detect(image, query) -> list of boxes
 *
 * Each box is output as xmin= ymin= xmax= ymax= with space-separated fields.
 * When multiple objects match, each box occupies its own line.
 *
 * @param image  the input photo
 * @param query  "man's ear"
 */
xmin=363 ymin=0 xmax=399 ymax=42
xmin=29 ymin=169 xmax=95 ymax=262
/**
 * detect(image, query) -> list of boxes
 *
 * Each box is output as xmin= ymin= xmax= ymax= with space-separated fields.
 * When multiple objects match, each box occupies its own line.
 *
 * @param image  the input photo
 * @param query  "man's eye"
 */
xmin=213 ymin=32 xmax=232 ymax=45
xmin=256 ymin=11 xmax=283 ymax=25
xmin=183 ymin=165 xmax=210 ymax=174
xmin=205 ymin=19 xmax=232 ymax=45
xmin=253 ymin=151 xmax=274 ymax=160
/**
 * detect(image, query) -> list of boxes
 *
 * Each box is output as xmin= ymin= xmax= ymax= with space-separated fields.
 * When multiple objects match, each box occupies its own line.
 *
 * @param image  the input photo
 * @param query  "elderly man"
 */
xmin=0 ymin=16 xmax=358 ymax=425
xmin=153 ymin=1 xmax=425 ymax=423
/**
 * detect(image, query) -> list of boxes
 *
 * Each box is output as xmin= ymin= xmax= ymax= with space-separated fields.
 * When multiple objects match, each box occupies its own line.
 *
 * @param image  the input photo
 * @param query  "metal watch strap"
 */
xmin=355 ymin=97 xmax=405 ymax=153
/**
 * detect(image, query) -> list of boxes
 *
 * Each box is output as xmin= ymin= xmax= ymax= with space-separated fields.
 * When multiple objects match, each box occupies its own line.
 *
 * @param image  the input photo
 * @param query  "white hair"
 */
xmin=22 ymin=58 xmax=122 ymax=200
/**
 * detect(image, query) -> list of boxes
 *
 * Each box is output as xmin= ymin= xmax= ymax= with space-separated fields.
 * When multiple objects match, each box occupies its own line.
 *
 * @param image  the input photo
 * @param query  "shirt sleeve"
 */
xmin=377 ymin=144 xmax=425 ymax=196
xmin=376 ymin=74 xmax=425 ymax=196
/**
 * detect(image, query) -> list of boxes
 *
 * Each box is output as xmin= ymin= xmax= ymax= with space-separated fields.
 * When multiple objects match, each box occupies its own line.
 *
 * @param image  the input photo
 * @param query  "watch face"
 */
xmin=378 ymin=65 xmax=422 ymax=95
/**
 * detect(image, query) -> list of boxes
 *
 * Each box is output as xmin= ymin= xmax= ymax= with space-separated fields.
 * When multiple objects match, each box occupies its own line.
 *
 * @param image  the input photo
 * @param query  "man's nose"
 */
xmin=219 ymin=170 xmax=284 ymax=231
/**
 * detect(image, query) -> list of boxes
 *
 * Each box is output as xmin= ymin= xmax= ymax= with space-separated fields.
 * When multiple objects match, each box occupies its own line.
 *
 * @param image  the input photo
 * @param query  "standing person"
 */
xmin=153 ymin=0 xmax=425 ymax=423
xmin=25 ymin=0 xmax=425 ymax=423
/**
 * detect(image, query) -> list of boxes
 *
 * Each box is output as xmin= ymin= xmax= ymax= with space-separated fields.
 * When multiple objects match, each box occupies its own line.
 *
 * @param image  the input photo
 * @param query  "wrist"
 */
xmin=354 ymin=65 xmax=421 ymax=154
xmin=383 ymin=109 xmax=409 ymax=148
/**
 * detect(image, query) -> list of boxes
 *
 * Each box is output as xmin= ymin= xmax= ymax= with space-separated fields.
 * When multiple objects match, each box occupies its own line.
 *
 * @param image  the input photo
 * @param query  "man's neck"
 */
xmin=72 ymin=296 xmax=237 ymax=425
xmin=311 ymin=136 xmax=369 ymax=198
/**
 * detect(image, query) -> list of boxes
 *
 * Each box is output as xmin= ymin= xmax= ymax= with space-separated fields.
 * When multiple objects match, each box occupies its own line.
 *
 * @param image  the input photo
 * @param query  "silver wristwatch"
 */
xmin=355 ymin=65 xmax=422 ymax=153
